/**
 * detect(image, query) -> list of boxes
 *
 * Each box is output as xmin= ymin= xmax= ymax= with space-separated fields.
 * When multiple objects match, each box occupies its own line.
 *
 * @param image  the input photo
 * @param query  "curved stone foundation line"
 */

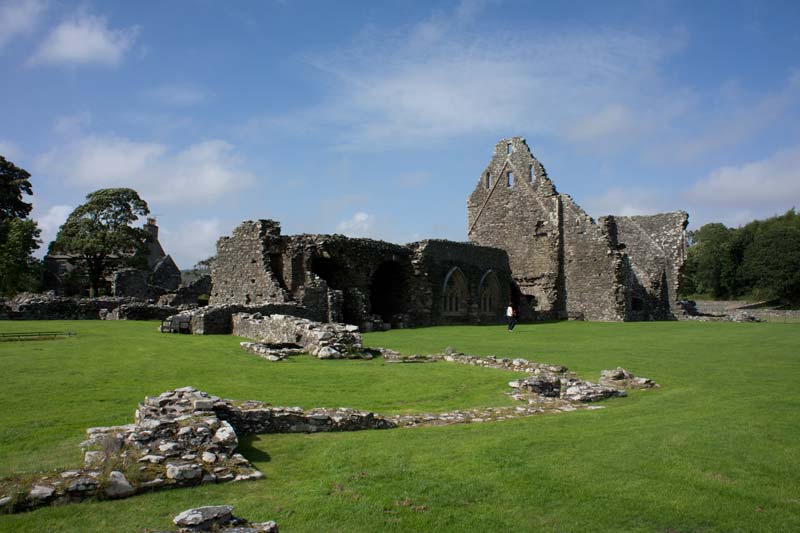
xmin=0 ymin=355 xmax=657 ymax=515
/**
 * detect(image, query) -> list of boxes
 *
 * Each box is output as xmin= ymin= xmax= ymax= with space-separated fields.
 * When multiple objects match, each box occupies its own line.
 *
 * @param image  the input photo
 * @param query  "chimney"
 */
xmin=144 ymin=217 xmax=158 ymax=239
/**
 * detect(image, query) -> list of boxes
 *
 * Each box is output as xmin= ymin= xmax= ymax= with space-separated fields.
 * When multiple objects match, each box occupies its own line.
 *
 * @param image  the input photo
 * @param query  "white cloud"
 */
xmin=32 ymin=204 xmax=73 ymax=254
xmin=0 ymin=0 xmax=45 ymax=49
xmin=0 ymin=140 xmax=23 ymax=161
xmin=254 ymin=8 xmax=683 ymax=151
xmin=146 ymin=83 xmax=210 ymax=106
xmin=35 ymin=135 xmax=255 ymax=206
xmin=336 ymin=211 xmax=377 ymax=237
xmin=30 ymin=11 xmax=138 ymax=66
xmin=158 ymin=218 xmax=222 ymax=270
xmin=686 ymin=146 xmax=800 ymax=209
xmin=52 ymin=111 xmax=92 ymax=136
xmin=582 ymin=187 xmax=672 ymax=218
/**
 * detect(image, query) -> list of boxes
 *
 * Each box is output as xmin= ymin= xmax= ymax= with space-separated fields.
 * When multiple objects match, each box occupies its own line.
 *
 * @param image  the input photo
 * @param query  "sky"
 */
xmin=1 ymin=0 xmax=799 ymax=269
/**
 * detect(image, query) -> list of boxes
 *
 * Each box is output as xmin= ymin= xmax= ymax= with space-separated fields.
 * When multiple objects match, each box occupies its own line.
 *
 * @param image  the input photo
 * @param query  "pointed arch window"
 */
xmin=442 ymin=267 xmax=468 ymax=316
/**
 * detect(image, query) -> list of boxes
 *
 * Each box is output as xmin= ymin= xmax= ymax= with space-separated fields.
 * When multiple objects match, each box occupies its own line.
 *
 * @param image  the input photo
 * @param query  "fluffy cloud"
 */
xmin=0 ymin=0 xmax=45 ymax=49
xmin=32 ymin=204 xmax=73 ymax=254
xmin=30 ymin=11 xmax=138 ymax=66
xmin=686 ymin=146 xmax=800 ymax=209
xmin=336 ymin=212 xmax=377 ymax=237
xmin=158 ymin=218 xmax=223 ymax=270
xmin=256 ymin=6 xmax=682 ymax=151
xmin=35 ymin=135 xmax=255 ymax=206
xmin=582 ymin=187 xmax=672 ymax=218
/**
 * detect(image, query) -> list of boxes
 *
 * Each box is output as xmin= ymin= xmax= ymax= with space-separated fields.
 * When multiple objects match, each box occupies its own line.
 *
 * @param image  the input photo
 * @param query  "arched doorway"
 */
xmin=369 ymin=261 xmax=408 ymax=322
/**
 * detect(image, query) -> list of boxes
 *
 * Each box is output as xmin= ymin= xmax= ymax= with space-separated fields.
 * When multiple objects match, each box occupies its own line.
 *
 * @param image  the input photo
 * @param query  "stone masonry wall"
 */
xmin=561 ymin=201 xmax=627 ymax=321
xmin=615 ymin=212 xmax=689 ymax=320
xmin=467 ymin=136 xmax=687 ymax=322
xmin=406 ymin=240 xmax=512 ymax=325
xmin=467 ymin=137 xmax=561 ymax=319
xmin=210 ymin=220 xmax=289 ymax=307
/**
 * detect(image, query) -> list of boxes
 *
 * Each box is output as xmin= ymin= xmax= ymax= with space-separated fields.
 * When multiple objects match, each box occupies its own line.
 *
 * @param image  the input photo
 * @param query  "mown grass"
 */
xmin=0 ymin=319 xmax=799 ymax=531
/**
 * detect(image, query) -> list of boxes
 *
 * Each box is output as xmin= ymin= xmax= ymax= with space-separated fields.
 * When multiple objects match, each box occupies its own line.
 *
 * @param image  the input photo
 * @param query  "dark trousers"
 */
xmin=507 ymin=316 xmax=517 ymax=330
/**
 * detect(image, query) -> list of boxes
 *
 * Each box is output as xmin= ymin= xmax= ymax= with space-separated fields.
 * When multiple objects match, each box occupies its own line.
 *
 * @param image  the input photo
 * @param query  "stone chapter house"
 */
xmin=210 ymin=137 xmax=688 ymax=328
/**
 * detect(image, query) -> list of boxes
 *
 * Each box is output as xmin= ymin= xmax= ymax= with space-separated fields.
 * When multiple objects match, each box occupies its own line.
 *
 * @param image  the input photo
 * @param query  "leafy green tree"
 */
xmin=0 ymin=155 xmax=33 ymax=220
xmin=50 ymin=188 xmax=150 ymax=296
xmin=0 ymin=218 xmax=42 ymax=295
xmin=0 ymin=156 xmax=40 ymax=296
xmin=682 ymin=223 xmax=736 ymax=298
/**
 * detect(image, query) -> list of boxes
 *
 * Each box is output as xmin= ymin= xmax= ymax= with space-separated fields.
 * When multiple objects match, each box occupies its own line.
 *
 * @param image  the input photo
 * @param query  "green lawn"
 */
xmin=0 ymin=320 xmax=798 ymax=531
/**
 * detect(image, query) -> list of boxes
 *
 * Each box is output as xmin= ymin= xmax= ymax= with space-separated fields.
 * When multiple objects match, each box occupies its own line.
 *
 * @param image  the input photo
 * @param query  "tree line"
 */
xmin=681 ymin=209 xmax=800 ymax=304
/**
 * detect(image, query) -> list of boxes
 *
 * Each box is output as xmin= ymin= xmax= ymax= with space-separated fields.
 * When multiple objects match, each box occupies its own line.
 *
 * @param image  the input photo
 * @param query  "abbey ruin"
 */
xmin=205 ymin=137 xmax=688 ymax=328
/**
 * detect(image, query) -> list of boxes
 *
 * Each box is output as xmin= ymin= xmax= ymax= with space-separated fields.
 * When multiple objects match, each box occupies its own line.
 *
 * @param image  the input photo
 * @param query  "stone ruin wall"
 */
xmin=208 ymin=220 xmax=512 ymax=330
xmin=467 ymin=137 xmax=561 ymax=319
xmin=561 ymin=198 xmax=627 ymax=321
xmin=407 ymin=239 xmax=512 ymax=325
xmin=615 ymin=212 xmax=689 ymax=320
xmin=467 ymin=136 xmax=688 ymax=321
xmin=210 ymin=220 xmax=289 ymax=307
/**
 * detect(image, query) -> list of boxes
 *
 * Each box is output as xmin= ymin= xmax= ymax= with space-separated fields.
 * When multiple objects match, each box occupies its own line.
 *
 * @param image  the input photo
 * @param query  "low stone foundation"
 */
xmin=0 ymin=353 xmax=657 ymax=515
xmin=233 ymin=313 xmax=363 ymax=359
xmin=162 ymin=304 xmax=317 ymax=335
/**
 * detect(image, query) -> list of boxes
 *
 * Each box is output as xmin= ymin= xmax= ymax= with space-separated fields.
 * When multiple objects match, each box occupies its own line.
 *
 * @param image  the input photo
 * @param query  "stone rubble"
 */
xmin=233 ymin=313 xmax=366 ymax=359
xmin=169 ymin=505 xmax=278 ymax=532
xmin=239 ymin=341 xmax=306 ymax=361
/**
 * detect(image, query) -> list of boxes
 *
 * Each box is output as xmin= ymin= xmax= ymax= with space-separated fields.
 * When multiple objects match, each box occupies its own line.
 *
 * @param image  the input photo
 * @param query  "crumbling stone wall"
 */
xmin=561 ymin=205 xmax=627 ymax=321
xmin=615 ymin=212 xmax=689 ymax=320
xmin=158 ymin=275 xmax=212 ymax=307
xmin=232 ymin=313 xmax=363 ymax=358
xmin=208 ymin=220 xmax=512 ymax=329
xmin=467 ymin=137 xmax=687 ymax=321
xmin=406 ymin=240 xmax=511 ymax=325
xmin=210 ymin=220 xmax=289 ymax=307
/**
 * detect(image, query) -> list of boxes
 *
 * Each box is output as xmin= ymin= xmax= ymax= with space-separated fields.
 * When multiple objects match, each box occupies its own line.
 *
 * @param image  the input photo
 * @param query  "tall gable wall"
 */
xmin=467 ymin=137 xmax=562 ymax=317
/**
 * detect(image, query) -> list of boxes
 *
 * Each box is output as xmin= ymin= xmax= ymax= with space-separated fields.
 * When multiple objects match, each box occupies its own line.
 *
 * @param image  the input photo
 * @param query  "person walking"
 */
xmin=506 ymin=303 xmax=517 ymax=331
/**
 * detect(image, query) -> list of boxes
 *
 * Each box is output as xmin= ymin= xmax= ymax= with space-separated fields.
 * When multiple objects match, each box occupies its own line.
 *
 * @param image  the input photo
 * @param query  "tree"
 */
xmin=0 ymin=155 xmax=33 ymax=220
xmin=0 ymin=218 xmax=42 ymax=295
xmin=50 ymin=188 xmax=150 ymax=296
xmin=682 ymin=223 xmax=736 ymax=298
xmin=0 ymin=156 xmax=40 ymax=297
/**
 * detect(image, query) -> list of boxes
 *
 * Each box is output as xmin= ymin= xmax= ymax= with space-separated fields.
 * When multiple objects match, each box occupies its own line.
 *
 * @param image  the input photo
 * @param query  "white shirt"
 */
xmin=506 ymin=306 xmax=514 ymax=317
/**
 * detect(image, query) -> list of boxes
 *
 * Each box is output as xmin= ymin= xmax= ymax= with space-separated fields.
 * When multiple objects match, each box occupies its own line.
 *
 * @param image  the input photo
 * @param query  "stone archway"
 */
xmin=478 ymin=270 xmax=501 ymax=316
xmin=442 ymin=267 xmax=468 ymax=317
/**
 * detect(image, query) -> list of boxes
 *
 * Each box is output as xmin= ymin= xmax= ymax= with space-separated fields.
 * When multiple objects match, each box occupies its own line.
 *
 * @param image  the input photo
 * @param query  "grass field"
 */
xmin=0 ymin=319 xmax=798 ymax=532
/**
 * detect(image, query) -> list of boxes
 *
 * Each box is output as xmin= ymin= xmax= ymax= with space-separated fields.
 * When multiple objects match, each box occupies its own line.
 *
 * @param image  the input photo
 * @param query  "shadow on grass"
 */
xmin=237 ymin=434 xmax=272 ymax=463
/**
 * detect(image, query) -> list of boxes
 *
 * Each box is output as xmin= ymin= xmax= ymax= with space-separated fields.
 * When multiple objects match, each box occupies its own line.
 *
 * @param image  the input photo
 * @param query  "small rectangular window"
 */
xmin=529 ymin=164 xmax=534 ymax=182
xmin=508 ymin=172 xmax=514 ymax=187
xmin=507 ymin=143 xmax=513 ymax=155
xmin=486 ymin=173 xmax=491 ymax=189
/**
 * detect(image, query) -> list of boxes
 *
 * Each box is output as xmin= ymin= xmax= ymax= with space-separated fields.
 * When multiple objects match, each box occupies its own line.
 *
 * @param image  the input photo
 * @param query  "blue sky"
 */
xmin=1 ymin=0 xmax=799 ymax=269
